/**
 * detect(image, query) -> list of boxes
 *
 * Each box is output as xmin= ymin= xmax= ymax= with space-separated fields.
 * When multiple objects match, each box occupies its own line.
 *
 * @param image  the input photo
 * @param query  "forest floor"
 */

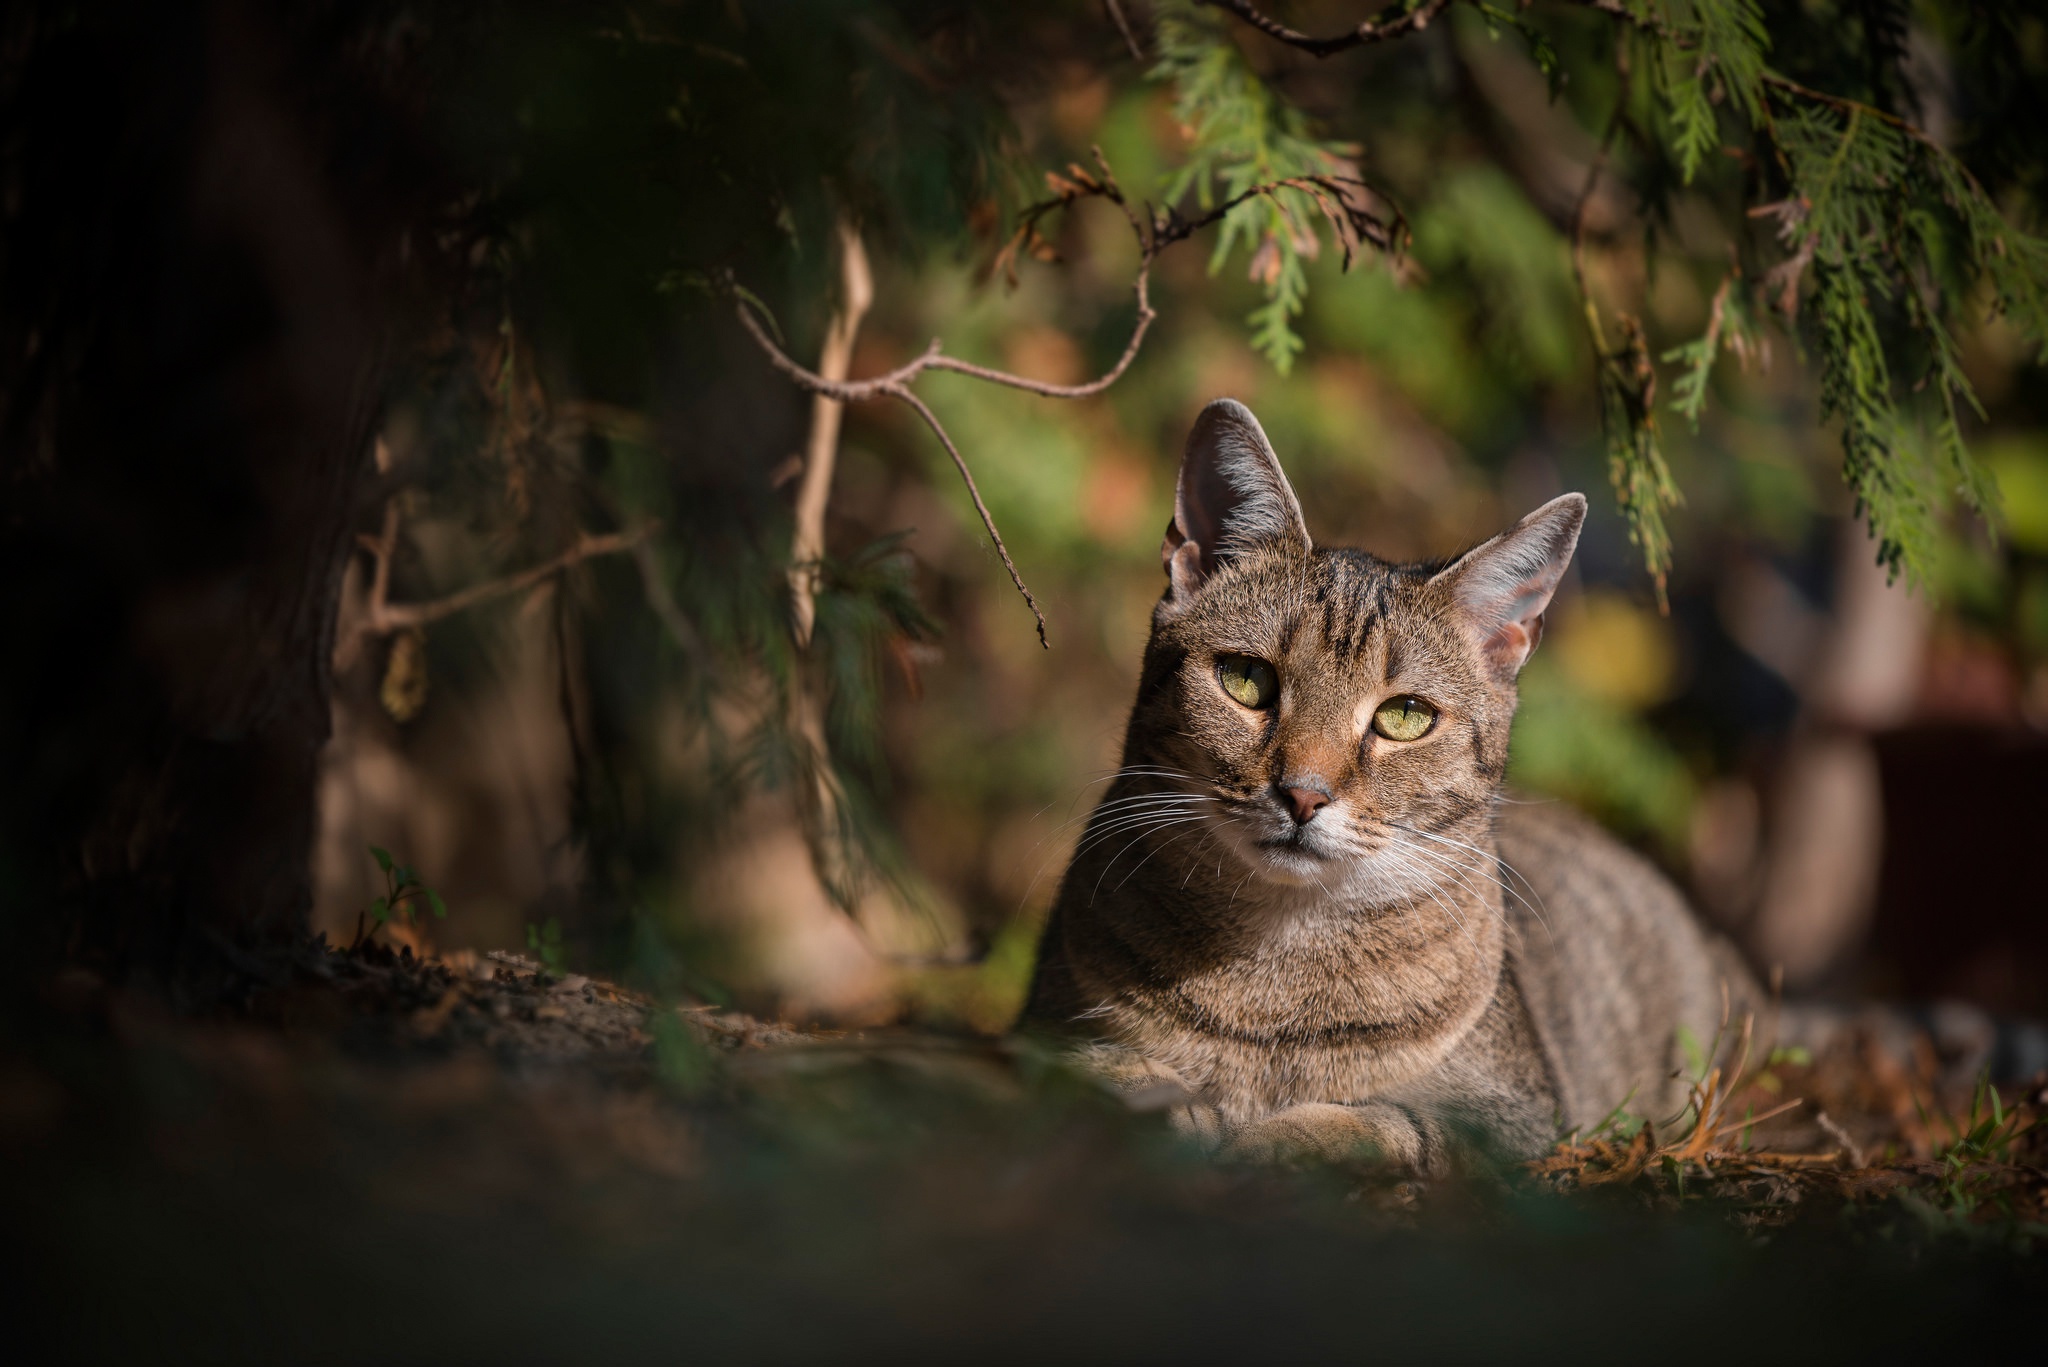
xmin=3 ymin=943 xmax=2044 ymax=1362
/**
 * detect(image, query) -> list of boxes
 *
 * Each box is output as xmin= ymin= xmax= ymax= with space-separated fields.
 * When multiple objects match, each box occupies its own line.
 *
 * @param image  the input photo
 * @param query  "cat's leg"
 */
xmin=1218 ymin=1100 xmax=1447 ymax=1173
xmin=1066 ymin=1040 xmax=1225 ymax=1147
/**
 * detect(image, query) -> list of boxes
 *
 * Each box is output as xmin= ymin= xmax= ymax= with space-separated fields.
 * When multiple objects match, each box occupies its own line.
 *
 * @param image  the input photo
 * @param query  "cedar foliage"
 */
xmin=1154 ymin=0 xmax=2048 ymax=592
xmin=1152 ymin=2 xmax=1371 ymax=373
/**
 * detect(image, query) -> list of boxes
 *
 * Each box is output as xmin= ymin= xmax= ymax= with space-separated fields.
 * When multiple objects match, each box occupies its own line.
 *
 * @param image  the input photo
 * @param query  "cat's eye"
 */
xmin=1372 ymin=695 xmax=1437 ymax=742
xmin=1216 ymin=654 xmax=1278 ymax=710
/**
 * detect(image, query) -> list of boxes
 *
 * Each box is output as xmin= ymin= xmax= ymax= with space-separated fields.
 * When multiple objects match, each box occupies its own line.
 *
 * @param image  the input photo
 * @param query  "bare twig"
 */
xmin=731 ymin=149 xmax=1403 ymax=646
xmin=1200 ymin=0 xmax=1454 ymax=59
xmin=1103 ymin=0 xmax=1144 ymax=60
xmin=1815 ymin=1109 xmax=1868 ymax=1168
xmin=789 ymin=216 xmax=875 ymax=649
xmin=335 ymin=472 xmax=658 ymax=672
xmin=1699 ymin=269 xmax=1734 ymax=357
xmin=1569 ymin=81 xmax=1630 ymax=358
xmin=370 ymin=528 xmax=654 ymax=634
xmin=892 ymin=386 xmax=1048 ymax=646
xmin=1570 ymin=0 xmax=1679 ymax=39
xmin=630 ymin=538 xmax=703 ymax=653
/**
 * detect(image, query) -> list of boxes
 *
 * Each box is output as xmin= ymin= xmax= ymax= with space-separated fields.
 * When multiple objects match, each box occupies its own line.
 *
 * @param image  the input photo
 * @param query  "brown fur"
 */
xmin=1023 ymin=400 xmax=1757 ymax=1169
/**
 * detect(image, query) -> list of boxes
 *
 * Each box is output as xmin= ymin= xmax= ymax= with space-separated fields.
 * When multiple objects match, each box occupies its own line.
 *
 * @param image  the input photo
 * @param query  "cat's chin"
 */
xmin=1248 ymin=842 xmax=1333 ymax=887
xmin=1202 ymin=814 xmax=1351 ymax=886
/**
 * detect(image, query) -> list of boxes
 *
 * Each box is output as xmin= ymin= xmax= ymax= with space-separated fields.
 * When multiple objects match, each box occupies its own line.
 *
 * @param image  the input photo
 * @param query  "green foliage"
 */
xmin=1662 ymin=272 xmax=1764 ymax=432
xmin=647 ymin=1006 xmax=714 ymax=1097
xmin=1760 ymin=89 xmax=2046 ymax=580
xmin=362 ymin=846 xmax=448 ymax=941
xmin=378 ymin=0 xmax=1054 ymax=955
xmin=1416 ymin=167 xmax=1582 ymax=383
xmin=1982 ymin=439 xmax=2048 ymax=555
xmin=1920 ymin=1072 xmax=2039 ymax=1219
xmin=1151 ymin=0 xmax=1374 ymax=372
xmin=1609 ymin=5 xmax=2048 ymax=587
xmin=812 ymin=532 xmax=941 ymax=780
xmin=1136 ymin=0 xmax=2048 ymax=595
xmin=526 ymin=918 xmax=567 ymax=974
xmin=1654 ymin=0 xmax=1769 ymax=183
xmin=1594 ymin=317 xmax=1683 ymax=601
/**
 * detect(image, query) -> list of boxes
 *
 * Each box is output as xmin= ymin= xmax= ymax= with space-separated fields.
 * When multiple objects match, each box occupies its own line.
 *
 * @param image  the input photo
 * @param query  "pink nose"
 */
xmin=1280 ymin=782 xmax=1330 ymax=825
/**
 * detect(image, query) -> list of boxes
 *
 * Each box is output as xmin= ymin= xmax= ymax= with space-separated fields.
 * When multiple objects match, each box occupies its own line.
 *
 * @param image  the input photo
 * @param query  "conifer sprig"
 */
xmin=1632 ymin=7 xmax=2048 ymax=585
xmin=1153 ymin=1 xmax=1389 ymax=372
xmin=1199 ymin=0 xmax=2048 ymax=592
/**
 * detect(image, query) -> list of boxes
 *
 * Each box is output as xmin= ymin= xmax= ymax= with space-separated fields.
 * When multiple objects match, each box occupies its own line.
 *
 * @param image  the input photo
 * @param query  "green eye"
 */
xmin=1217 ymin=654 xmax=1278 ymax=710
xmin=1372 ymin=695 xmax=1437 ymax=742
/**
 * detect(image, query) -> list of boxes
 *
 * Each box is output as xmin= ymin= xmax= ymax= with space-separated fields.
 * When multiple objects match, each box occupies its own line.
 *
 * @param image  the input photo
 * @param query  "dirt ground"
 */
xmin=3 ymin=943 xmax=2043 ymax=1362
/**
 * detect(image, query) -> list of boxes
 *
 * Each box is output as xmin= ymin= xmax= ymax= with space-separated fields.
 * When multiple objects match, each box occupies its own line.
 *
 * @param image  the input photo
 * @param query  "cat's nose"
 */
xmin=1278 ymin=778 xmax=1331 ymax=825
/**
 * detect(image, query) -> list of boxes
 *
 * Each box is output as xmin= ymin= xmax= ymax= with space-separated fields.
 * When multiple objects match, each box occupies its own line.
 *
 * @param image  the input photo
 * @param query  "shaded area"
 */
xmin=1867 ymin=725 xmax=2048 ymax=1016
xmin=4 ymin=951 xmax=2042 ymax=1360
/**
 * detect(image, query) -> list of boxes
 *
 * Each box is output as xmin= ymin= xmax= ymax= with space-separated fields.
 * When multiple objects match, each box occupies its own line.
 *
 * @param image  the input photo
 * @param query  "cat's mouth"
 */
xmin=1203 ymin=796 xmax=1362 ymax=889
xmin=1248 ymin=824 xmax=1339 ymax=883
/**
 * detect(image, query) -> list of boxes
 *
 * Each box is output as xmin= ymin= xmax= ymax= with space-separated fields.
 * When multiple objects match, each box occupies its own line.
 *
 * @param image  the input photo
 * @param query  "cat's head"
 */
xmin=1131 ymin=398 xmax=1584 ymax=904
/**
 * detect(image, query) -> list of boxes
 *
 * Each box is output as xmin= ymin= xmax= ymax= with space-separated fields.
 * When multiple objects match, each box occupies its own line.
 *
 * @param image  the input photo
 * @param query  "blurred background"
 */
xmin=291 ymin=0 xmax=2048 ymax=1032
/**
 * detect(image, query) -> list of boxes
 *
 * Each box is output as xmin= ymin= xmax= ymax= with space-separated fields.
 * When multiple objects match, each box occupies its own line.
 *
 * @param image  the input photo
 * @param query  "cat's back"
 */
xmin=1494 ymin=799 xmax=1757 ymax=1128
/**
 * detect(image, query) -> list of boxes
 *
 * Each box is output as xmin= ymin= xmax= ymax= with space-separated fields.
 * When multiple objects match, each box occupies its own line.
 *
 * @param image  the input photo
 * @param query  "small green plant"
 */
xmin=525 ymin=917 xmax=567 ymax=974
xmin=648 ymin=1006 xmax=713 ymax=1098
xmin=1574 ymin=1087 xmax=1646 ymax=1145
xmin=1920 ymin=1072 xmax=2039 ymax=1219
xmin=350 ymin=845 xmax=448 ymax=949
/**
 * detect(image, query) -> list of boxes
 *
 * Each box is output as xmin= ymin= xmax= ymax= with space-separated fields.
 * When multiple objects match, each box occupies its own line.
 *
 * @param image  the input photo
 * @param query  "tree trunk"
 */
xmin=0 ymin=2 xmax=406 ymax=997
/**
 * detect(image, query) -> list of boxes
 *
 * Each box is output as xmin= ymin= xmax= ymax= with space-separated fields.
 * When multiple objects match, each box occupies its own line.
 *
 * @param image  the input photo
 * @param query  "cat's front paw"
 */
xmin=1219 ymin=1102 xmax=1425 ymax=1168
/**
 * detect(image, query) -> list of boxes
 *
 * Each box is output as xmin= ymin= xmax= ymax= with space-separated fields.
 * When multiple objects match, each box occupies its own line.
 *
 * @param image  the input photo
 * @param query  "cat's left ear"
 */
xmin=1430 ymin=494 xmax=1586 ymax=679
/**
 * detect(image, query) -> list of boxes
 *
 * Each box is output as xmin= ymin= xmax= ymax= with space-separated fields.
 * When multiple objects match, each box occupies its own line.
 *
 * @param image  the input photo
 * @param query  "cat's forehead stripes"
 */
xmin=1316 ymin=550 xmax=1399 ymax=661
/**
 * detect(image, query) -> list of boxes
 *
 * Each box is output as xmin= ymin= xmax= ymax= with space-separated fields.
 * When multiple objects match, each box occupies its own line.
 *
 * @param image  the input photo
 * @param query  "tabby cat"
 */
xmin=1023 ymin=398 xmax=1760 ymax=1169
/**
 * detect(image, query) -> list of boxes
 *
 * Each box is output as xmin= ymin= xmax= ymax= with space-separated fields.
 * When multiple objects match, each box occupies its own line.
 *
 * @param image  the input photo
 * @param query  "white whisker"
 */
xmin=1386 ymin=820 xmax=1554 ymax=945
xmin=1088 ymin=815 xmax=1210 ymax=903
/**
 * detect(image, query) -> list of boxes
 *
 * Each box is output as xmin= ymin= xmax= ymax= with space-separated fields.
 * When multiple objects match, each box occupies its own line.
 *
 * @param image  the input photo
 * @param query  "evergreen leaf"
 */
xmin=1150 ymin=0 xmax=1370 ymax=370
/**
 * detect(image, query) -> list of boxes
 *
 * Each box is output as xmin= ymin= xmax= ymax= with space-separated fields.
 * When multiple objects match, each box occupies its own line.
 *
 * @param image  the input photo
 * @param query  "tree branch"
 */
xmin=1569 ymin=0 xmax=1679 ymax=39
xmin=336 ymin=484 xmax=659 ymax=672
xmin=1758 ymin=72 xmax=1996 ymax=199
xmin=888 ymin=384 xmax=1048 ymax=647
xmin=631 ymin=538 xmax=704 ymax=654
xmin=730 ymin=150 xmax=1403 ymax=646
xmin=1569 ymin=81 xmax=1629 ymax=359
xmin=373 ymin=528 xmax=657 ymax=633
xmin=789 ymin=215 xmax=875 ymax=650
xmin=1199 ymin=0 xmax=1454 ymax=59
xmin=1103 ymin=0 xmax=1144 ymax=60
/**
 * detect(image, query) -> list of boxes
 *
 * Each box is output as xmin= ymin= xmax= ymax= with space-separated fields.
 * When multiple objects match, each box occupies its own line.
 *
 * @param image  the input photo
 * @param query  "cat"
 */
xmin=1021 ymin=398 xmax=1764 ymax=1170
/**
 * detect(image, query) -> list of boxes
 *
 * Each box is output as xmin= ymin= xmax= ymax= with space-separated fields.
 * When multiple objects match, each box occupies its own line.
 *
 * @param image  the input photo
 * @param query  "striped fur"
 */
xmin=1023 ymin=400 xmax=1757 ymax=1169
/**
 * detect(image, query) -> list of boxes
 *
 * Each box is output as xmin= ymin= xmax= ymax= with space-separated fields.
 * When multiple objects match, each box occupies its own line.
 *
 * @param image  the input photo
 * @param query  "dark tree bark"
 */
xmin=0 ymin=2 xmax=420 ymax=997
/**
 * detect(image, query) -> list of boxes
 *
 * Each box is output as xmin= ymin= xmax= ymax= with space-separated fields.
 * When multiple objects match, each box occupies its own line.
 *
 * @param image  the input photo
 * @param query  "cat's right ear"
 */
xmin=1161 ymin=399 xmax=1310 ymax=610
